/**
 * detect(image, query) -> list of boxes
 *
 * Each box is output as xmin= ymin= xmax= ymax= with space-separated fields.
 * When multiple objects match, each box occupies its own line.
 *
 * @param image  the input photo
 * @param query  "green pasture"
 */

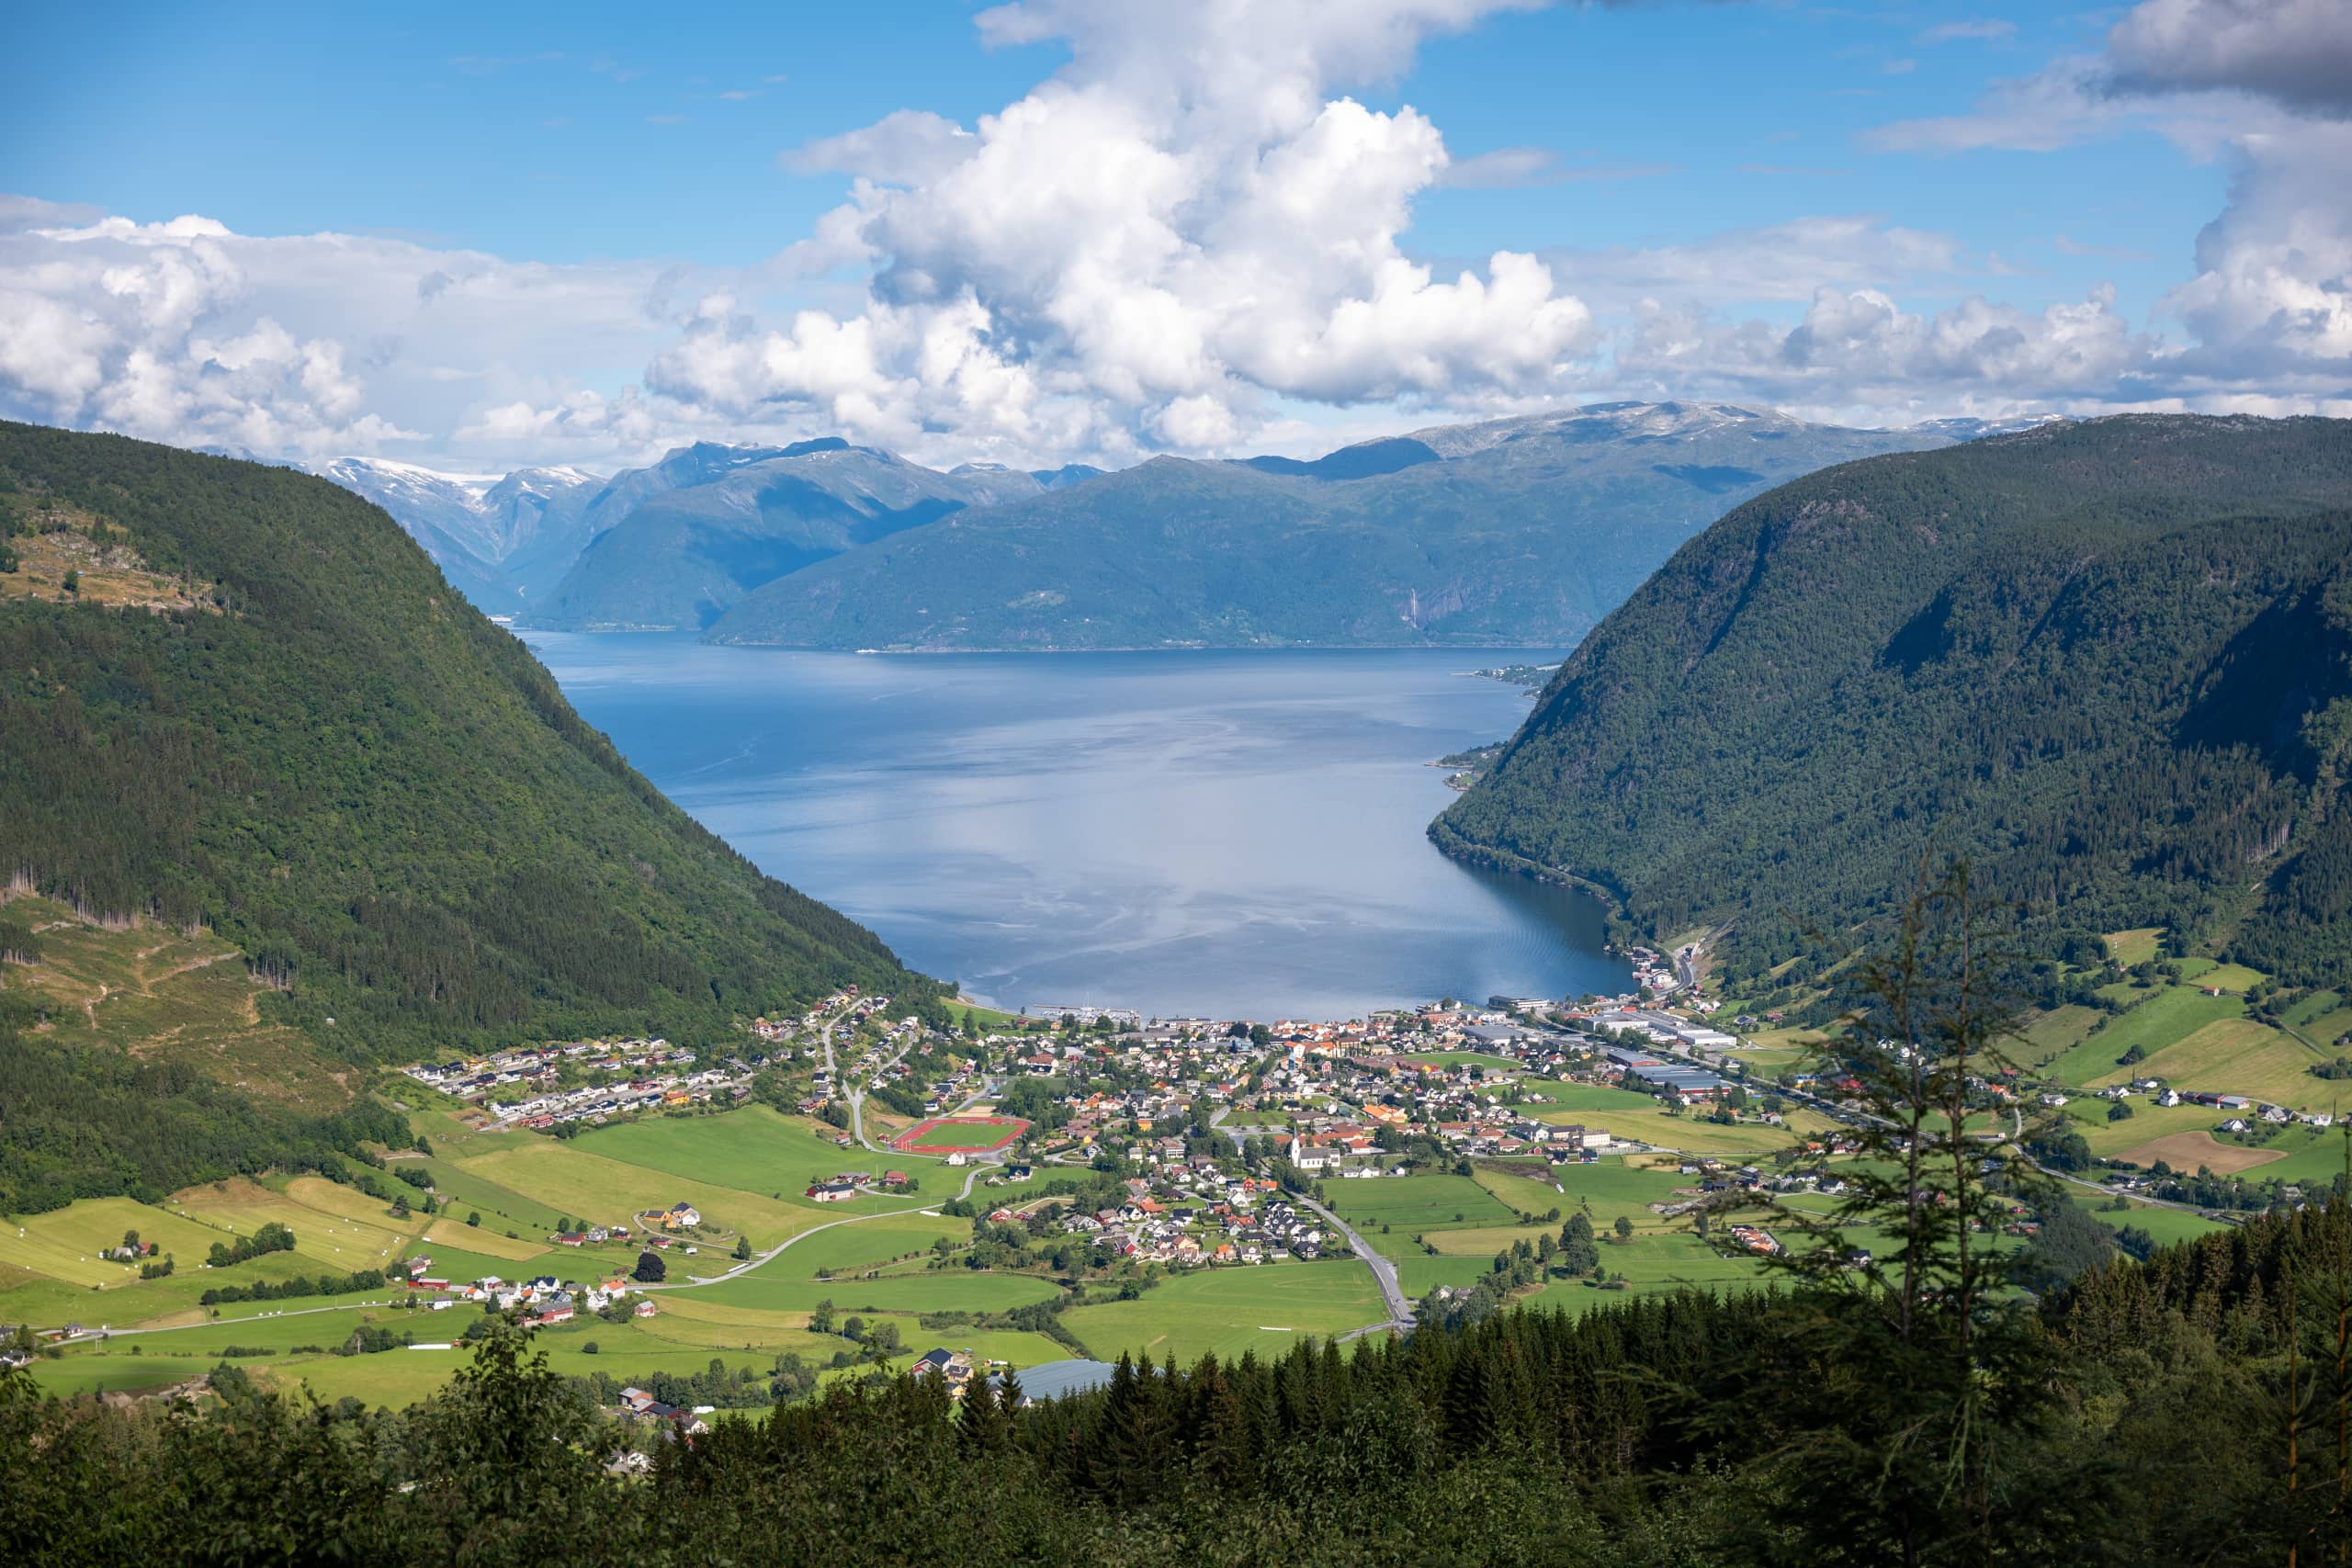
xmin=1521 ymin=1084 xmax=1658 ymax=1113
xmin=1061 ymin=1264 xmax=1384 ymax=1365
xmin=575 ymin=1105 xmax=908 ymax=1204
xmin=1325 ymin=1173 xmax=1517 ymax=1233
xmin=448 ymin=1141 xmax=822 ymax=1248
xmin=758 ymin=1211 xmax=968 ymax=1279
xmin=692 ymin=1268 xmax=1058 ymax=1318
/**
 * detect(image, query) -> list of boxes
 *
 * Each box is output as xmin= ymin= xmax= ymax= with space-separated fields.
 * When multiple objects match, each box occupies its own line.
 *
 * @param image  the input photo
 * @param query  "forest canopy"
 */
xmin=0 ymin=423 xmax=934 ymax=1066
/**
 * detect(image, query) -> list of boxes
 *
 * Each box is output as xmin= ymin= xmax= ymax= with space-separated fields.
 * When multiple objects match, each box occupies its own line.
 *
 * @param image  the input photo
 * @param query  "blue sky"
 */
xmin=1 ymin=0 xmax=2343 ymax=470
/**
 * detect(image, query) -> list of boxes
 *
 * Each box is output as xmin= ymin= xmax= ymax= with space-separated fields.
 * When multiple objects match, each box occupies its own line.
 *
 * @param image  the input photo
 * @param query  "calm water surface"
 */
xmin=526 ymin=635 xmax=1626 ymax=1019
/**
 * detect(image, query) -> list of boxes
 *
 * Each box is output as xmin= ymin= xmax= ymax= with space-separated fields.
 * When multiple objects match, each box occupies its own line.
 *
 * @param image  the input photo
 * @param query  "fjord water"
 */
xmin=526 ymin=635 xmax=1628 ymax=1019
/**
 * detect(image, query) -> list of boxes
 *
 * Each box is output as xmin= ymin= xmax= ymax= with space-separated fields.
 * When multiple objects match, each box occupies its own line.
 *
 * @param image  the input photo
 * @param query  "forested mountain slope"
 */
xmin=0 ymin=422 xmax=929 ymax=1066
xmin=705 ymin=403 xmax=1965 ymax=650
xmin=1433 ymin=415 xmax=2352 ymax=985
xmin=524 ymin=441 xmax=1048 ymax=631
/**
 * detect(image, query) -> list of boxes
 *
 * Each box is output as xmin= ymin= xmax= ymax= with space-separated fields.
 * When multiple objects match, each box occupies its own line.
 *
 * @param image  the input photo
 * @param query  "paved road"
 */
xmin=1298 ymin=1196 xmax=1414 ymax=1329
xmin=671 ymin=1162 xmax=988 ymax=1287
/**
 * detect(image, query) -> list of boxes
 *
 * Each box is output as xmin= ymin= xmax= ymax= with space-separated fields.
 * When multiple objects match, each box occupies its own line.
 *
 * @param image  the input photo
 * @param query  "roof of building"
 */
xmin=990 ymin=1358 xmax=1119 ymax=1404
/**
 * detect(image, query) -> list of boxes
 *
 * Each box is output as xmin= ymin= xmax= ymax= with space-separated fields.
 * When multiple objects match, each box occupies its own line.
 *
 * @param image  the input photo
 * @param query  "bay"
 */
xmin=526 ymin=634 xmax=1628 ymax=1020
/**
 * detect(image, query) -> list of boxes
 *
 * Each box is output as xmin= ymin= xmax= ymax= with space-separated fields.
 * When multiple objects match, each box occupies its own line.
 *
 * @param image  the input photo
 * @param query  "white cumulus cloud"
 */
xmin=651 ymin=0 xmax=1593 ymax=459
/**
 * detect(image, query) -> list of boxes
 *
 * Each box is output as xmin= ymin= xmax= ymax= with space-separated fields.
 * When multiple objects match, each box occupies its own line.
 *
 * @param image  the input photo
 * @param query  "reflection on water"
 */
xmin=526 ymin=634 xmax=1628 ymax=1019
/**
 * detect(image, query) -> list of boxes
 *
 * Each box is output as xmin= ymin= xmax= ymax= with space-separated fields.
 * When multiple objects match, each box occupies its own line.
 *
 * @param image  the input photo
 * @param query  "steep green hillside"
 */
xmin=706 ymin=403 xmax=1959 ymax=650
xmin=1433 ymin=415 xmax=2352 ymax=986
xmin=0 ymin=422 xmax=932 ymax=1066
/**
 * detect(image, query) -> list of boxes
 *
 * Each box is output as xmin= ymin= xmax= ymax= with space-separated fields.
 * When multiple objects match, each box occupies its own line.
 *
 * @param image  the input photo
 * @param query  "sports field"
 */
xmin=891 ymin=1116 xmax=1028 ymax=1154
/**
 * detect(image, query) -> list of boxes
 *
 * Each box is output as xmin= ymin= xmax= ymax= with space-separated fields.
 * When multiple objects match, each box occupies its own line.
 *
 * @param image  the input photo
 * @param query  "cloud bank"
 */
xmin=1 ymin=0 xmax=2346 ymax=470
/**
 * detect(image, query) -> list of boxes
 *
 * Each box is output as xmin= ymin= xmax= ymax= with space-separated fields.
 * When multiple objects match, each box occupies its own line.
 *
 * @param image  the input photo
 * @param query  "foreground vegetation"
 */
xmin=14 ymin=1151 xmax=2352 ymax=1563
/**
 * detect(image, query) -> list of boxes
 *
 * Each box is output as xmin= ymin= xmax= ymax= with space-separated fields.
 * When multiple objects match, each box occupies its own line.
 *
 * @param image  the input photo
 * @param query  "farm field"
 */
xmin=1471 ymin=1162 xmax=1570 ymax=1219
xmin=2041 ymin=989 xmax=2232 ymax=1085
xmin=2284 ymin=992 xmax=2352 ymax=1051
xmin=1061 ymin=1264 xmax=1385 ymax=1364
xmin=417 ymin=1218 xmax=558 ymax=1265
xmin=2196 ymin=1128 xmax=2352 ymax=1187
xmin=1518 ymin=1084 xmax=1658 ymax=1113
xmin=1394 ymin=1251 xmax=1509 ymax=1294
xmin=693 ymin=1267 xmax=1058 ymax=1318
xmin=404 ymin=1237 xmax=565 ymax=1283
xmin=0 ymin=1195 xmax=249 ymax=1291
xmin=0 ymin=1182 xmax=443 ymax=1332
xmin=2106 ymin=1021 xmax=2322 ymax=1109
xmin=2017 ymin=1006 xmax=2105 ymax=1069
xmin=575 ymin=1106 xmax=904 ymax=1201
xmin=2041 ymin=987 xmax=2299 ymax=1091
xmin=2081 ymin=1101 xmax=2217 ymax=1157
xmin=2104 ymin=929 xmax=2165 ymax=967
xmin=448 ymin=1141 xmax=821 ymax=1248
xmin=758 ymin=1211 xmax=968 ymax=1279
xmin=1565 ymin=1105 xmax=1818 ymax=1155
xmin=170 ymin=1177 xmax=421 ymax=1270
xmin=395 ymin=1153 xmax=570 ymax=1236
xmin=1736 ymin=1043 xmax=1817 ymax=1076
xmin=1324 ymin=1173 xmax=1517 ymax=1234
xmin=2091 ymin=1202 xmax=2232 ymax=1248
xmin=1552 ymin=1159 xmax=1697 ymax=1235
xmin=1526 ymin=1231 xmax=1765 ymax=1311
xmin=2110 ymin=1130 xmax=2285 ymax=1177
xmin=2193 ymin=964 xmax=2264 ymax=993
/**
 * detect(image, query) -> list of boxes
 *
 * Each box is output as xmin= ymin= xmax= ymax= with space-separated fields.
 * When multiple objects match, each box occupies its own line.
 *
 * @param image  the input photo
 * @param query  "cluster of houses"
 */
xmin=2070 ymin=1078 xmax=2335 ymax=1135
xmin=1049 ymin=1176 xmax=1328 ymax=1265
xmin=398 ymin=1257 xmax=655 ymax=1326
xmin=612 ymin=1386 xmax=710 ymax=1438
xmin=401 ymin=1037 xmax=764 ymax=1131
xmin=401 ymin=1036 xmax=695 ymax=1100
xmin=804 ymin=1171 xmax=913 ymax=1203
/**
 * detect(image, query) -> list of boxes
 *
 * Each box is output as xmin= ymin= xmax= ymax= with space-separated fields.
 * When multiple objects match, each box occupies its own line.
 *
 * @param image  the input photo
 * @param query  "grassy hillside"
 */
xmin=0 ymin=422 xmax=935 ymax=1203
xmin=1435 ymin=414 xmax=2352 ymax=985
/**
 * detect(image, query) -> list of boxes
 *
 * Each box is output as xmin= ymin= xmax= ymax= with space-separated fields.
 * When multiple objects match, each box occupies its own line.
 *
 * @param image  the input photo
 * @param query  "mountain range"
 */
xmin=314 ymin=404 xmax=2045 ymax=647
xmin=312 ymin=441 xmax=1107 ymax=627
xmin=706 ymin=403 xmax=2054 ymax=650
xmin=1433 ymin=413 xmax=2352 ymax=987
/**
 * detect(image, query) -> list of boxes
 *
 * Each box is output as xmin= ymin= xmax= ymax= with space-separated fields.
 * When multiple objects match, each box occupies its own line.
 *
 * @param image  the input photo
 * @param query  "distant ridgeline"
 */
xmin=0 ymin=423 xmax=931 ymax=1092
xmin=1434 ymin=414 xmax=2352 ymax=987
